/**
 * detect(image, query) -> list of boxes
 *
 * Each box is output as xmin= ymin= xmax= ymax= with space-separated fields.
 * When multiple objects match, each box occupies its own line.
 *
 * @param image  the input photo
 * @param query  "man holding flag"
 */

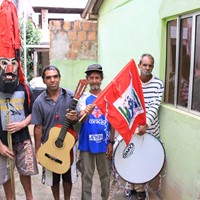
xmin=78 ymin=64 xmax=115 ymax=200
xmin=124 ymin=54 xmax=164 ymax=200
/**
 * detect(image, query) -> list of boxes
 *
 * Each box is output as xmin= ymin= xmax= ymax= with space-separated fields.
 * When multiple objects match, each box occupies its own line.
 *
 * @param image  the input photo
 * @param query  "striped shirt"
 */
xmin=142 ymin=76 xmax=164 ymax=138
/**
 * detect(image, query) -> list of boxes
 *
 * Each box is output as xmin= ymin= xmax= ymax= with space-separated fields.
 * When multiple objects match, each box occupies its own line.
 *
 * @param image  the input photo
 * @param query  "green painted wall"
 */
xmin=50 ymin=60 xmax=96 ymax=90
xmin=160 ymin=105 xmax=200 ymax=199
xmin=98 ymin=0 xmax=163 ymax=87
xmin=97 ymin=0 xmax=200 ymax=199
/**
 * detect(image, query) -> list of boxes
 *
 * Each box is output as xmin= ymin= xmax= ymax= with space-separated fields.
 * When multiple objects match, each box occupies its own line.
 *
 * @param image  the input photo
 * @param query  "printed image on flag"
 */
xmin=94 ymin=59 xmax=146 ymax=145
xmin=114 ymin=81 xmax=144 ymax=128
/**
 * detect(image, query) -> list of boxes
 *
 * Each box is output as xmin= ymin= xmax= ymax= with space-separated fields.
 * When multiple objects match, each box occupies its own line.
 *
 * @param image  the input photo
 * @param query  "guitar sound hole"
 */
xmin=45 ymin=153 xmax=62 ymax=164
xmin=55 ymin=139 xmax=63 ymax=148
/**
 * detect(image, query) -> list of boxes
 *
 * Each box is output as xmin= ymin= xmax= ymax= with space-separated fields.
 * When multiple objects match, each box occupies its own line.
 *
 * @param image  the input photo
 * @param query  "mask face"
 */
xmin=0 ymin=58 xmax=19 ymax=93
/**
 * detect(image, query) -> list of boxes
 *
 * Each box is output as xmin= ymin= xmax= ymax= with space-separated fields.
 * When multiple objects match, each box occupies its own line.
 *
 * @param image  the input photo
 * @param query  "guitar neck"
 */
xmin=55 ymin=98 xmax=78 ymax=148
xmin=62 ymin=98 xmax=78 ymax=133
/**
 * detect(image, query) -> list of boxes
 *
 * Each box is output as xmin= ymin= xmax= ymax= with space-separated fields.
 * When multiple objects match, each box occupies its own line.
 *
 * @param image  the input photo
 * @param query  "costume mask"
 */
xmin=0 ymin=58 xmax=19 ymax=93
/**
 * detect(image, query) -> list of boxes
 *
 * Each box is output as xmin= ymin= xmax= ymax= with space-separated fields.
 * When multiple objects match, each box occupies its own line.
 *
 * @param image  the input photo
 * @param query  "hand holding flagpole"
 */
xmin=79 ymin=104 xmax=96 ymax=122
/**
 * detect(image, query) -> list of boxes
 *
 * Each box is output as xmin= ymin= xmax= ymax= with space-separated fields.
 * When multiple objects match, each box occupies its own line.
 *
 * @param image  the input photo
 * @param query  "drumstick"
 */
xmin=7 ymin=111 xmax=16 ymax=200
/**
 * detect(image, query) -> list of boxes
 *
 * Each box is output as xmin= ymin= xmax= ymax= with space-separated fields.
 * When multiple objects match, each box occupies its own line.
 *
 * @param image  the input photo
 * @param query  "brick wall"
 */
xmin=49 ymin=20 xmax=97 ymax=61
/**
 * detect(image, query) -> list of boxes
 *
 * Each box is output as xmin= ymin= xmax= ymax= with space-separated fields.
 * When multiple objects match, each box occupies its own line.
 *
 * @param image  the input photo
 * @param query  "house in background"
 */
xmin=15 ymin=0 xmax=90 ymax=79
xmin=28 ymin=0 xmax=100 ymax=90
xmin=10 ymin=0 xmax=200 ymax=198
xmin=82 ymin=0 xmax=200 ymax=199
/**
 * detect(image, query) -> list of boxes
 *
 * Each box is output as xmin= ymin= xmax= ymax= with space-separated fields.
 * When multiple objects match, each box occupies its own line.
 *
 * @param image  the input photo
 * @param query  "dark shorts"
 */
xmin=42 ymin=167 xmax=72 ymax=186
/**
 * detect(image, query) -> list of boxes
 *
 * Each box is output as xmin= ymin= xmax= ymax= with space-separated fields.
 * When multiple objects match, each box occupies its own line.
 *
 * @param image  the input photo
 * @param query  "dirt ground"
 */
xmin=0 ymin=125 xmax=164 ymax=199
xmin=0 ymin=166 xmax=164 ymax=200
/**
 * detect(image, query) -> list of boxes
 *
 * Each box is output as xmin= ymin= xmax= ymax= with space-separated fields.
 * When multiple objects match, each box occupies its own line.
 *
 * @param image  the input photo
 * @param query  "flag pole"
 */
xmin=79 ymin=113 xmax=87 ymax=122
xmin=7 ymin=111 xmax=16 ymax=200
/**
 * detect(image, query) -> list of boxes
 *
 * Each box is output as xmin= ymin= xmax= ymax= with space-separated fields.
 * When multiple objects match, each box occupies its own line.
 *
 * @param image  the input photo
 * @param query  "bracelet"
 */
xmin=109 ymin=140 xmax=115 ymax=145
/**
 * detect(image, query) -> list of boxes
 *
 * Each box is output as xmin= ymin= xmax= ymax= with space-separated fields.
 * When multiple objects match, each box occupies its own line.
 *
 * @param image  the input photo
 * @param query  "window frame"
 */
xmin=165 ymin=11 xmax=200 ymax=116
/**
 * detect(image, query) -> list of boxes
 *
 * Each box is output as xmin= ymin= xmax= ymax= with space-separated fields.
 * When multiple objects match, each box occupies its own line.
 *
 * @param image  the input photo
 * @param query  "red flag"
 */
xmin=94 ymin=59 xmax=146 ymax=145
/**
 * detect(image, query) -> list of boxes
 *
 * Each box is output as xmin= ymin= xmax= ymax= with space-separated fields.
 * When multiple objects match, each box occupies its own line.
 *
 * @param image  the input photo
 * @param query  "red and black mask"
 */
xmin=0 ymin=57 xmax=19 ymax=93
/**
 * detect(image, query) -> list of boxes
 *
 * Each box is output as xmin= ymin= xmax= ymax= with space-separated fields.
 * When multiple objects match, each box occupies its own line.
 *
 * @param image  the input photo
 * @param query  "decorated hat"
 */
xmin=0 ymin=0 xmax=24 ymax=83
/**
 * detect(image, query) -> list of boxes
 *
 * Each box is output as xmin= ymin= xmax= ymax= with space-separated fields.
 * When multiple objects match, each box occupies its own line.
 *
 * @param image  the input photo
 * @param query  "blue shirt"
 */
xmin=78 ymin=91 xmax=110 ymax=153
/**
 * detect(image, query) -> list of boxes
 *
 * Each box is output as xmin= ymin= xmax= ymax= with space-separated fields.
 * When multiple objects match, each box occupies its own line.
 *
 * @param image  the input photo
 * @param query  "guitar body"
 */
xmin=37 ymin=127 xmax=75 ymax=174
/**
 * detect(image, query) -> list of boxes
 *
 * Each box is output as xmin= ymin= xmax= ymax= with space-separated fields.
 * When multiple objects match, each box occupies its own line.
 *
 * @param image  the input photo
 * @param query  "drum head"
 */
xmin=113 ymin=133 xmax=165 ymax=184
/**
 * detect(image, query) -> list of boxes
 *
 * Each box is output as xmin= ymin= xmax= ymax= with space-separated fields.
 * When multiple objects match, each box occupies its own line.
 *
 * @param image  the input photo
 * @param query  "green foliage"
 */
xmin=19 ymin=19 xmax=41 ymax=81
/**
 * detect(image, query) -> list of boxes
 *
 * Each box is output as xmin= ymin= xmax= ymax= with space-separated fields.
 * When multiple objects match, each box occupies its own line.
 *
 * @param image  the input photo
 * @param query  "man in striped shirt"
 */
xmin=125 ymin=53 xmax=164 ymax=200
xmin=137 ymin=53 xmax=164 ymax=138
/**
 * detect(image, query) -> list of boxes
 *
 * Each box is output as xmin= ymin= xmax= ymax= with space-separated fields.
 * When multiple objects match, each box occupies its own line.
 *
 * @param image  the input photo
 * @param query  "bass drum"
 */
xmin=113 ymin=133 xmax=165 ymax=184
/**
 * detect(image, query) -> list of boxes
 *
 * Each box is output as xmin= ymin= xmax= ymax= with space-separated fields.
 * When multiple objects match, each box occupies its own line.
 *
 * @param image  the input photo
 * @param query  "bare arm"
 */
xmin=109 ymin=125 xmax=115 ymax=142
xmin=106 ymin=125 xmax=115 ymax=159
xmin=34 ymin=125 xmax=43 ymax=153
xmin=7 ymin=114 xmax=32 ymax=134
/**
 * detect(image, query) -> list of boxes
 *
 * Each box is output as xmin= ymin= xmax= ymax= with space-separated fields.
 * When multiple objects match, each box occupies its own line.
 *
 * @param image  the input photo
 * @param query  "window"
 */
xmin=165 ymin=12 xmax=200 ymax=114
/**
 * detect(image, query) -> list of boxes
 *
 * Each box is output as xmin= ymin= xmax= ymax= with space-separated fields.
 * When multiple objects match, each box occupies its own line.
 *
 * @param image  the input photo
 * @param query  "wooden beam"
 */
xmin=32 ymin=7 xmax=84 ymax=14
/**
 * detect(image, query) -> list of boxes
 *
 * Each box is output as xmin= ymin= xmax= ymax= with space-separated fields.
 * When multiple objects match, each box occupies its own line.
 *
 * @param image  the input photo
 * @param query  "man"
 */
xmin=125 ymin=53 xmax=164 ymax=200
xmin=0 ymin=58 xmax=39 ymax=200
xmin=31 ymin=65 xmax=78 ymax=200
xmin=78 ymin=64 xmax=115 ymax=200
xmin=0 ymin=1 xmax=38 ymax=199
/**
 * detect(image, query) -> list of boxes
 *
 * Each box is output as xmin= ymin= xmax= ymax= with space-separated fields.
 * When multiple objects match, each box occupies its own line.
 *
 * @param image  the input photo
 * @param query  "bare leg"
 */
xmin=51 ymin=184 xmax=60 ymax=200
xmin=20 ymin=175 xmax=34 ymax=200
xmin=63 ymin=182 xmax=72 ymax=200
xmin=3 ymin=180 xmax=13 ymax=200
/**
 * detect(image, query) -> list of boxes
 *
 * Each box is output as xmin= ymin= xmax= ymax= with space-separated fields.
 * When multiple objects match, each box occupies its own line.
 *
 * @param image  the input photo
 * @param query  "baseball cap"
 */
xmin=85 ymin=64 xmax=103 ymax=73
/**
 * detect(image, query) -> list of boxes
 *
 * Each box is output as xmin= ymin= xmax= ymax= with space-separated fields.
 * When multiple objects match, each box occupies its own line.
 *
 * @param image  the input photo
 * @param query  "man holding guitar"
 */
xmin=31 ymin=65 xmax=79 ymax=200
xmin=78 ymin=64 xmax=115 ymax=200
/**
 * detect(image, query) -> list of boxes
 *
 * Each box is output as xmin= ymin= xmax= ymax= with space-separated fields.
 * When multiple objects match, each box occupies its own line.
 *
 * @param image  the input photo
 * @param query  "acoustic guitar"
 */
xmin=37 ymin=79 xmax=88 ymax=174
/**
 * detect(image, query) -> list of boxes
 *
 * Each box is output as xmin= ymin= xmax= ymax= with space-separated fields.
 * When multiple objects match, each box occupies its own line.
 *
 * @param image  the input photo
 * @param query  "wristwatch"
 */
xmin=109 ymin=140 xmax=115 ymax=145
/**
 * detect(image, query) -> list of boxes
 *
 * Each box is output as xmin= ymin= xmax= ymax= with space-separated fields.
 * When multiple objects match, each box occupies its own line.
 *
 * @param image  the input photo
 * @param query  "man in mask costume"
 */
xmin=0 ymin=0 xmax=38 ymax=199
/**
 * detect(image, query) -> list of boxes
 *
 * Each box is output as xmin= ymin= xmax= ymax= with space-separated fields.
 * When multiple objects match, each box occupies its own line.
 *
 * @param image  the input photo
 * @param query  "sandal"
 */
xmin=136 ymin=191 xmax=146 ymax=200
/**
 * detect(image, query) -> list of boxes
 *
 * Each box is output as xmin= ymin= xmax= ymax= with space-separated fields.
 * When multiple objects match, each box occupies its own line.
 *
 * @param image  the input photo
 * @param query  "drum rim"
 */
xmin=113 ymin=133 xmax=166 ymax=184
